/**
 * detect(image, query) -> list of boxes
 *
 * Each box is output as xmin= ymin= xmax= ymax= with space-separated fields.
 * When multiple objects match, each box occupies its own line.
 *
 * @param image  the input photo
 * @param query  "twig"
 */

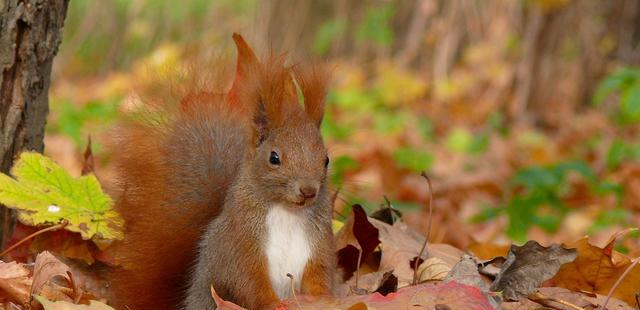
xmin=286 ymin=273 xmax=303 ymax=310
xmin=598 ymin=256 xmax=640 ymax=310
xmin=331 ymin=187 xmax=347 ymax=220
xmin=331 ymin=187 xmax=341 ymax=209
xmin=0 ymin=220 xmax=69 ymax=257
xmin=529 ymin=291 xmax=585 ymax=310
xmin=383 ymin=195 xmax=395 ymax=225
xmin=412 ymin=172 xmax=433 ymax=285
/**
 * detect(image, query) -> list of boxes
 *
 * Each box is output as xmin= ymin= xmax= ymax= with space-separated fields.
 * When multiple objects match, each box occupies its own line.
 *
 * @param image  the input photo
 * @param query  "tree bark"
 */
xmin=0 ymin=0 xmax=70 ymax=247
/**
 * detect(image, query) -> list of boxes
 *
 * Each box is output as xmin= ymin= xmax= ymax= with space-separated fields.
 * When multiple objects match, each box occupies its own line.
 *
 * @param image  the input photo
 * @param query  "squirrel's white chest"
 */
xmin=264 ymin=205 xmax=312 ymax=299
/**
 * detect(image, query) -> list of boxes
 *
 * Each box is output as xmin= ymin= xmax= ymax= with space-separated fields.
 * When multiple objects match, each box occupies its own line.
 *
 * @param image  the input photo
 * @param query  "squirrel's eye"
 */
xmin=269 ymin=151 xmax=281 ymax=165
xmin=324 ymin=156 xmax=330 ymax=168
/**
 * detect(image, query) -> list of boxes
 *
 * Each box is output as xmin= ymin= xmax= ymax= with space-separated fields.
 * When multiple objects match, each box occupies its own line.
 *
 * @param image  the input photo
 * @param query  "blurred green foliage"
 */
xmin=593 ymin=67 xmax=640 ymax=125
xmin=330 ymin=155 xmax=359 ymax=187
xmin=393 ymin=148 xmax=433 ymax=173
xmin=445 ymin=128 xmax=489 ymax=155
xmin=48 ymin=98 xmax=121 ymax=150
xmin=486 ymin=161 xmax=623 ymax=242
xmin=356 ymin=3 xmax=395 ymax=47
xmin=313 ymin=20 xmax=346 ymax=56
xmin=606 ymin=139 xmax=640 ymax=171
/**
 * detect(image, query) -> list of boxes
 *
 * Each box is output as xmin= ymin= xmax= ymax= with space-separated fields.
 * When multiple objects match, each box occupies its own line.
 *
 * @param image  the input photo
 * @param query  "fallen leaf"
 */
xmin=0 ymin=152 xmax=123 ymax=240
xmin=490 ymin=240 xmax=576 ymax=301
xmin=344 ymin=302 xmax=368 ymax=310
xmin=370 ymin=203 xmax=402 ymax=225
xmin=501 ymin=287 xmax=634 ymax=310
xmin=35 ymin=295 xmax=114 ymax=310
xmin=468 ymin=241 xmax=511 ymax=260
xmin=31 ymin=251 xmax=73 ymax=296
xmin=2 ymin=223 xmax=39 ymax=262
xmin=30 ymin=230 xmax=95 ymax=265
xmin=369 ymin=219 xmax=461 ymax=286
xmin=0 ymin=261 xmax=31 ymax=305
xmin=337 ymin=270 xmax=389 ymax=296
xmin=445 ymin=255 xmax=490 ymax=291
xmin=336 ymin=205 xmax=381 ymax=280
xmin=291 ymin=281 xmax=496 ymax=310
xmin=415 ymin=257 xmax=450 ymax=283
xmin=373 ymin=270 xmax=397 ymax=296
xmin=550 ymin=231 xmax=640 ymax=306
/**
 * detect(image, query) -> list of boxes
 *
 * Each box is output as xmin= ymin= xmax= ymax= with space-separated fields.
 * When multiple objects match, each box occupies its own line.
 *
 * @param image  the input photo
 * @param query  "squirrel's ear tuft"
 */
xmin=228 ymin=33 xmax=261 ymax=105
xmin=294 ymin=63 xmax=331 ymax=128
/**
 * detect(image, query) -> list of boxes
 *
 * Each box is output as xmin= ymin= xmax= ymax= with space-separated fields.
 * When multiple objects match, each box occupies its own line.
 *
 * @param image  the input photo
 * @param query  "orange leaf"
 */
xmin=550 ymin=230 xmax=640 ymax=306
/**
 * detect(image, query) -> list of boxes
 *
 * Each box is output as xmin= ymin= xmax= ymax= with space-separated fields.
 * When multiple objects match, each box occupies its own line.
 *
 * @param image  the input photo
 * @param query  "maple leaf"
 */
xmin=0 ymin=152 xmax=123 ymax=240
xmin=550 ymin=230 xmax=640 ymax=306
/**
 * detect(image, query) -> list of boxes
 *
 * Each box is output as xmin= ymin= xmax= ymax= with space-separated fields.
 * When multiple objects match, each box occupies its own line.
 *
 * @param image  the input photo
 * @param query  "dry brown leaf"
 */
xmin=445 ymin=255 xmax=490 ymax=291
xmin=369 ymin=219 xmax=462 ymax=286
xmin=490 ymin=241 xmax=576 ymax=301
xmin=344 ymin=302 xmax=368 ymax=310
xmin=337 ymin=270 xmax=389 ymax=296
xmin=32 ymin=252 xmax=72 ymax=296
xmin=286 ymin=281 xmax=496 ymax=310
xmin=416 ymin=257 xmax=450 ymax=283
xmin=550 ymin=231 xmax=640 ymax=306
xmin=468 ymin=240 xmax=510 ymax=260
xmin=35 ymin=295 xmax=114 ymax=310
xmin=373 ymin=270 xmax=398 ymax=296
xmin=0 ymin=261 xmax=31 ymax=305
xmin=502 ymin=287 xmax=634 ymax=310
xmin=30 ymin=231 xmax=95 ymax=265
xmin=39 ymin=283 xmax=76 ymax=304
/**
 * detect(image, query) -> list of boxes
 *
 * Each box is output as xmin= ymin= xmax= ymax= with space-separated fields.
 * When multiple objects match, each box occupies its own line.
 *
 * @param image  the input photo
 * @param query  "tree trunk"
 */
xmin=0 ymin=0 xmax=70 ymax=247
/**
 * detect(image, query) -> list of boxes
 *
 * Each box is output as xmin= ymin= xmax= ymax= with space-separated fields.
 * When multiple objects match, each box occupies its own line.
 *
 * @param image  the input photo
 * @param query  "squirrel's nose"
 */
xmin=299 ymin=186 xmax=317 ymax=199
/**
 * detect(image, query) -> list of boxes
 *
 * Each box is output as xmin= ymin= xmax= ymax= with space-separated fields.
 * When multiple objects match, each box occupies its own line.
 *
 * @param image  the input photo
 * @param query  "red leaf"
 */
xmin=336 ymin=204 xmax=381 ymax=280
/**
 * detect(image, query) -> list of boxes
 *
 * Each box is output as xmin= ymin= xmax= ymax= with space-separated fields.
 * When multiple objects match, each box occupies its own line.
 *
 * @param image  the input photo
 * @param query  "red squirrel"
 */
xmin=105 ymin=34 xmax=335 ymax=310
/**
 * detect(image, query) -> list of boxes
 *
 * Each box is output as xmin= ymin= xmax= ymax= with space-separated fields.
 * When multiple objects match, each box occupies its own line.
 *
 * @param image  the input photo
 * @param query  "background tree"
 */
xmin=0 ymin=0 xmax=70 ymax=247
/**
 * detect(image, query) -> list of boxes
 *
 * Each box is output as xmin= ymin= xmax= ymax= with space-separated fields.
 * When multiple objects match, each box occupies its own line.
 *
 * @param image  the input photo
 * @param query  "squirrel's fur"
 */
xmin=105 ymin=34 xmax=334 ymax=310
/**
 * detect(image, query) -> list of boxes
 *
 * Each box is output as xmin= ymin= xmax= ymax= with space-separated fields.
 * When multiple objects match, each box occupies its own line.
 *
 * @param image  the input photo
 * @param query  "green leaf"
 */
xmin=445 ymin=127 xmax=473 ymax=153
xmin=373 ymin=111 xmax=407 ymax=135
xmin=35 ymin=295 xmax=116 ymax=310
xmin=590 ymin=208 xmax=630 ymax=232
xmin=312 ymin=19 xmax=346 ymax=56
xmin=393 ymin=147 xmax=433 ymax=172
xmin=355 ymin=4 xmax=395 ymax=47
xmin=593 ymin=67 xmax=640 ymax=105
xmin=330 ymin=155 xmax=359 ymax=186
xmin=0 ymin=152 xmax=123 ymax=240
xmin=620 ymin=83 xmax=640 ymax=123
xmin=606 ymin=139 xmax=627 ymax=170
xmin=593 ymin=71 xmax=626 ymax=105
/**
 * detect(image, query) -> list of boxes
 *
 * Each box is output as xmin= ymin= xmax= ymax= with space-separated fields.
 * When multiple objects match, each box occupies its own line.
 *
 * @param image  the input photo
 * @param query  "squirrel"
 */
xmin=104 ymin=33 xmax=335 ymax=310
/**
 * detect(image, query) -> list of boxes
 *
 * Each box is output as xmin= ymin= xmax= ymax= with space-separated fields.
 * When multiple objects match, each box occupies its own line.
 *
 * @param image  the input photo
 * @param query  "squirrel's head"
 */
xmin=230 ymin=34 xmax=331 ymax=209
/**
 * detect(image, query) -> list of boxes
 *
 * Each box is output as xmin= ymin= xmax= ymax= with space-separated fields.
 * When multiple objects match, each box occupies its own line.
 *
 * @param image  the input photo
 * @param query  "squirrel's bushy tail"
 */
xmin=105 ymin=35 xmax=258 ymax=310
